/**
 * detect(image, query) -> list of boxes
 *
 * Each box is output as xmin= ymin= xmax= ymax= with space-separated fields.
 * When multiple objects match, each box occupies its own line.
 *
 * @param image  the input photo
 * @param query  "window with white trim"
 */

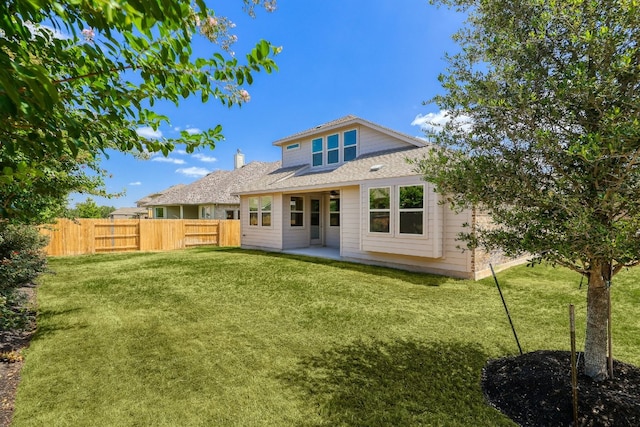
xmin=261 ymin=196 xmax=272 ymax=227
xmin=312 ymin=138 xmax=323 ymax=167
xmin=249 ymin=197 xmax=259 ymax=226
xmin=310 ymin=129 xmax=358 ymax=168
xmin=290 ymin=196 xmax=304 ymax=227
xmin=329 ymin=198 xmax=340 ymax=226
xmin=369 ymin=187 xmax=390 ymax=233
xmin=343 ymin=129 xmax=357 ymax=161
xmin=327 ymin=134 xmax=339 ymax=164
xmin=155 ymin=207 xmax=165 ymax=218
xmin=249 ymin=196 xmax=272 ymax=227
xmin=398 ymin=185 xmax=424 ymax=235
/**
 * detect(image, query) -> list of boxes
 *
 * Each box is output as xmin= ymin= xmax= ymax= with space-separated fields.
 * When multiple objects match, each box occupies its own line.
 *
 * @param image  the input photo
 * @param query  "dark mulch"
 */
xmin=482 ymin=350 xmax=640 ymax=426
xmin=0 ymin=286 xmax=36 ymax=427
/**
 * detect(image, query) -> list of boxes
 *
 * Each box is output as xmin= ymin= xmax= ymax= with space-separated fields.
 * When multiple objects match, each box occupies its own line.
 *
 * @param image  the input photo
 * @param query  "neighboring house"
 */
xmin=235 ymin=115 xmax=522 ymax=280
xmin=108 ymin=207 xmax=150 ymax=219
xmin=140 ymin=151 xmax=280 ymax=220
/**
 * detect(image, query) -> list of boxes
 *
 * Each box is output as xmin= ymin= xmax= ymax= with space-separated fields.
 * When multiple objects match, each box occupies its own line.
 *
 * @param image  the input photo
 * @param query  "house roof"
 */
xmin=136 ymin=184 xmax=186 ymax=207
xmin=143 ymin=161 xmax=281 ymax=206
xmin=272 ymin=115 xmax=428 ymax=148
xmin=109 ymin=207 xmax=149 ymax=217
xmin=235 ymin=145 xmax=432 ymax=195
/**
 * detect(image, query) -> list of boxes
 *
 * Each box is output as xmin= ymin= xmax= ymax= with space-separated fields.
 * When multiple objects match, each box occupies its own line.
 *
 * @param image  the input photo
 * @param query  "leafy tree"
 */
xmin=1 ymin=0 xmax=279 ymax=223
xmin=420 ymin=0 xmax=640 ymax=380
xmin=0 ymin=146 xmax=108 ymax=224
xmin=67 ymin=198 xmax=114 ymax=218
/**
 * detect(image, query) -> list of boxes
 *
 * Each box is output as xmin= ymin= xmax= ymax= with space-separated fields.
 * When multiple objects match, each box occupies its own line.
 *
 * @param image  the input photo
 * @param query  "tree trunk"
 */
xmin=584 ymin=261 xmax=610 ymax=381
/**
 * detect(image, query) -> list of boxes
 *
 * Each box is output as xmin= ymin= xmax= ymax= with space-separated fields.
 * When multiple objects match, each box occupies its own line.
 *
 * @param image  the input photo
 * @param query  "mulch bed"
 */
xmin=0 ymin=285 xmax=36 ymax=427
xmin=482 ymin=350 xmax=640 ymax=426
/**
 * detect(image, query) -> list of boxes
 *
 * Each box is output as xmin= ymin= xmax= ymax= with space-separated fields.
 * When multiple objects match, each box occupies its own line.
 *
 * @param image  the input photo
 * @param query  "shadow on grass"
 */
xmin=33 ymin=307 xmax=86 ymax=339
xmin=280 ymin=339 xmax=513 ymax=426
xmin=210 ymin=247 xmax=457 ymax=287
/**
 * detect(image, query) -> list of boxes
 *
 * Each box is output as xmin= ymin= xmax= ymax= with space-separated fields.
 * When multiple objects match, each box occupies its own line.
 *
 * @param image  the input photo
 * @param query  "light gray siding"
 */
xmin=282 ymin=194 xmax=310 ymax=249
xmin=358 ymin=126 xmax=414 ymax=156
xmin=239 ymin=194 xmax=283 ymax=250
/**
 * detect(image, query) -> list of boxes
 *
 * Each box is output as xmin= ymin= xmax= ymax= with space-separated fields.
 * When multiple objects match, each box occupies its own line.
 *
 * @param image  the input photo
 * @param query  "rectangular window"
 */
xmin=261 ymin=196 xmax=272 ymax=227
xmin=344 ymin=129 xmax=357 ymax=162
xmin=226 ymin=210 xmax=235 ymax=219
xmin=155 ymin=207 xmax=165 ymax=218
xmin=329 ymin=198 xmax=340 ymax=226
xmin=286 ymin=143 xmax=300 ymax=151
xmin=201 ymin=206 xmax=212 ymax=219
xmin=399 ymin=185 xmax=424 ymax=235
xmin=312 ymin=138 xmax=323 ymax=167
xmin=249 ymin=197 xmax=259 ymax=226
xmin=290 ymin=196 xmax=304 ymax=227
xmin=327 ymin=134 xmax=339 ymax=164
xmin=369 ymin=187 xmax=390 ymax=233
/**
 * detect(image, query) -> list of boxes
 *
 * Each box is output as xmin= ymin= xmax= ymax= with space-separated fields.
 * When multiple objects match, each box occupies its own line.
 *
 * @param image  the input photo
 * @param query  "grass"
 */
xmin=12 ymin=247 xmax=640 ymax=426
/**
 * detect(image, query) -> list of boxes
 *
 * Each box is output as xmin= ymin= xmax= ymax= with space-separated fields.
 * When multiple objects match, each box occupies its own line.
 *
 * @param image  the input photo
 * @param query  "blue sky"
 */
xmin=72 ymin=1 xmax=465 ymax=208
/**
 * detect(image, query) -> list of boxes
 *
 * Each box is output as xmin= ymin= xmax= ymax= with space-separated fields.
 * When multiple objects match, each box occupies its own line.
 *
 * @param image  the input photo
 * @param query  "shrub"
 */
xmin=0 ymin=290 xmax=31 ymax=332
xmin=0 ymin=222 xmax=48 ymax=293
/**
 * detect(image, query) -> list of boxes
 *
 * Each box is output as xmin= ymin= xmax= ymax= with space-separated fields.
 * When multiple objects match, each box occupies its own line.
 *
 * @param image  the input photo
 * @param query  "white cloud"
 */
xmin=136 ymin=126 xmax=163 ymax=139
xmin=412 ymin=110 xmax=473 ymax=134
xmin=185 ymin=127 xmax=202 ymax=135
xmin=173 ymin=149 xmax=188 ymax=155
xmin=151 ymin=157 xmax=185 ymax=165
xmin=129 ymin=181 xmax=142 ymax=186
xmin=176 ymin=167 xmax=210 ymax=178
xmin=23 ymin=21 xmax=69 ymax=40
xmin=193 ymin=153 xmax=217 ymax=163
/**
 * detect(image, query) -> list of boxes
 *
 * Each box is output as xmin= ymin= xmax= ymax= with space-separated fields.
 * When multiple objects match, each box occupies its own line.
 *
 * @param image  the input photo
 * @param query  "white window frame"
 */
xmin=311 ymin=129 xmax=358 ymax=168
xmin=154 ymin=207 xmax=165 ymax=219
xmin=368 ymin=187 xmax=391 ymax=234
xmin=397 ymin=184 xmax=425 ymax=236
xmin=248 ymin=196 xmax=273 ymax=227
xmin=290 ymin=196 xmax=304 ymax=227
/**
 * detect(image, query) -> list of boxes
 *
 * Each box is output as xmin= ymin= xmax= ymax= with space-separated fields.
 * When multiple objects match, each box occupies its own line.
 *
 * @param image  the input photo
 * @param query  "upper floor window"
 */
xmin=398 ymin=185 xmax=424 ymax=235
xmin=344 ymin=129 xmax=357 ymax=162
xmin=369 ymin=187 xmax=390 ymax=233
xmin=312 ymin=138 xmax=323 ymax=167
xmin=290 ymin=196 xmax=304 ymax=227
xmin=327 ymin=134 xmax=339 ymax=164
xmin=286 ymin=143 xmax=300 ymax=151
xmin=310 ymin=129 xmax=358 ymax=168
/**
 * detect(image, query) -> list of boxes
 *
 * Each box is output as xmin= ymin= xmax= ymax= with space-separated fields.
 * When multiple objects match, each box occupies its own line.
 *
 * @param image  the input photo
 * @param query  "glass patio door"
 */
xmin=310 ymin=198 xmax=322 ymax=245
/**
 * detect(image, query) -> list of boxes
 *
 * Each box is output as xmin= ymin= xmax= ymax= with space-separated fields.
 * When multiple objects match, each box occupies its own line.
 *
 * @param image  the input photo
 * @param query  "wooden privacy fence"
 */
xmin=40 ymin=219 xmax=241 ymax=256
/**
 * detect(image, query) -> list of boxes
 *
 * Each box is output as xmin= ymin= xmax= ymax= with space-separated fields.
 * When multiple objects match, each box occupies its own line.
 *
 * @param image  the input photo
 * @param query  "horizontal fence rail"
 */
xmin=40 ymin=219 xmax=240 ymax=256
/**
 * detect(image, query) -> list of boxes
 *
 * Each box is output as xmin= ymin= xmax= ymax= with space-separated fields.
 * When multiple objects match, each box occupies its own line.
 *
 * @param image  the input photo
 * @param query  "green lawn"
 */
xmin=13 ymin=247 xmax=640 ymax=426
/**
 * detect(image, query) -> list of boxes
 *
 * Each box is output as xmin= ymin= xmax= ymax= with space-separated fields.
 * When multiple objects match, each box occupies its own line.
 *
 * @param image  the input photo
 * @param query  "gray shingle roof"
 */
xmin=136 ymin=184 xmax=186 ymax=207
xmin=144 ymin=161 xmax=281 ymax=206
xmin=109 ymin=207 xmax=149 ymax=217
xmin=235 ymin=146 xmax=432 ymax=194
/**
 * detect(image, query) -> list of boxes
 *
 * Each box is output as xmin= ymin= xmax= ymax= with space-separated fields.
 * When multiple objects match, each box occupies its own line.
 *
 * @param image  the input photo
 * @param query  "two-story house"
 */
xmin=235 ymin=115 xmax=522 ymax=279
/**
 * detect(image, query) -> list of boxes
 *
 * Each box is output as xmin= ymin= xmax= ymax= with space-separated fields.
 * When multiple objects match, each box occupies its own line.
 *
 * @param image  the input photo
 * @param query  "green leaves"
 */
xmin=1 ymin=0 xmax=279 ymax=224
xmin=424 ymin=0 xmax=640 ymax=273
